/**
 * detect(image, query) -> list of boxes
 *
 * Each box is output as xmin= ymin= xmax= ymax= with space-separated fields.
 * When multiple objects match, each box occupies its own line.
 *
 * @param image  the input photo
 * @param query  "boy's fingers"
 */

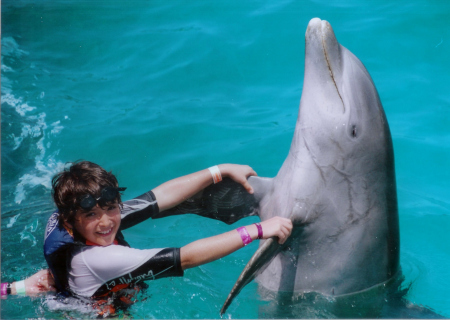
xmin=241 ymin=180 xmax=254 ymax=194
xmin=277 ymin=222 xmax=292 ymax=244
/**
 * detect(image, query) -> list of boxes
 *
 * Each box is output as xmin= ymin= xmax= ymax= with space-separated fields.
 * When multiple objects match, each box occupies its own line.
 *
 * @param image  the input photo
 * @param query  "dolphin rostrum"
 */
xmin=160 ymin=17 xmax=400 ymax=315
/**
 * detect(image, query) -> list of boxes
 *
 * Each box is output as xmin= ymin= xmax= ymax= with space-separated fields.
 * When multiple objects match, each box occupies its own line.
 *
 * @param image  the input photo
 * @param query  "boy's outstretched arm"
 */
xmin=1 ymin=269 xmax=55 ymax=296
xmin=180 ymin=216 xmax=293 ymax=270
xmin=152 ymin=164 xmax=257 ymax=212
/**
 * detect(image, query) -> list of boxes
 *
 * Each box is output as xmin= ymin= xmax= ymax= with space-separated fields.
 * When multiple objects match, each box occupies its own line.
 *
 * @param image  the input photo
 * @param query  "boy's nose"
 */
xmin=98 ymin=211 xmax=110 ymax=226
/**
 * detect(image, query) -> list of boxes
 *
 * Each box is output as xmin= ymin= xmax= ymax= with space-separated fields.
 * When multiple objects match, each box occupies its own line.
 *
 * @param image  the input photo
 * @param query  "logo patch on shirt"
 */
xmin=45 ymin=211 xmax=59 ymax=240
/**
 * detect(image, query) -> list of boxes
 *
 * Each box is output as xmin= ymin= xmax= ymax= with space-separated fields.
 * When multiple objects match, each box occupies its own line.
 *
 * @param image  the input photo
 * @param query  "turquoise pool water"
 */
xmin=1 ymin=0 xmax=449 ymax=318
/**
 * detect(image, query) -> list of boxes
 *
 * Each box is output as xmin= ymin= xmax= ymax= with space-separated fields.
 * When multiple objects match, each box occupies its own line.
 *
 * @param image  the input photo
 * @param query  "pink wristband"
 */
xmin=237 ymin=226 xmax=252 ymax=246
xmin=1 ymin=283 xmax=7 ymax=296
xmin=254 ymin=223 xmax=263 ymax=239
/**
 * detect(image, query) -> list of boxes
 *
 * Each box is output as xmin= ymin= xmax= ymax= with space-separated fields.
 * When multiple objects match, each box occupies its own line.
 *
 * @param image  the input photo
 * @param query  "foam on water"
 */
xmin=2 ymin=37 xmax=65 ymax=204
xmin=15 ymin=158 xmax=65 ymax=204
xmin=2 ymin=93 xmax=36 ymax=117
xmin=6 ymin=213 xmax=21 ymax=228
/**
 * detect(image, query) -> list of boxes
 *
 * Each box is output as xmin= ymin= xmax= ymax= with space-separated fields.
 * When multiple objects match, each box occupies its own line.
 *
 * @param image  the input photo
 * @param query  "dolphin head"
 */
xmin=292 ymin=18 xmax=392 ymax=169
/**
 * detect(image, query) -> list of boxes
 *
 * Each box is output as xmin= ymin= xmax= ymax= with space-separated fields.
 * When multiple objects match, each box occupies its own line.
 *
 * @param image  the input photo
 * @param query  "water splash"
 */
xmin=19 ymin=219 xmax=39 ymax=247
xmin=2 ymin=92 xmax=36 ymax=117
xmin=15 ymin=159 xmax=65 ymax=204
xmin=6 ymin=213 xmax=21 ymax=228
xmin=1 ymin=37 xmax=66 ymax=205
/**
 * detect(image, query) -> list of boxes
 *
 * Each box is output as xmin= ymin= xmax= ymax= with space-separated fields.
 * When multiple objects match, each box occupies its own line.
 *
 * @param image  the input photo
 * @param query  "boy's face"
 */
xmin=70 ymin=203 xmax=121 ymax=246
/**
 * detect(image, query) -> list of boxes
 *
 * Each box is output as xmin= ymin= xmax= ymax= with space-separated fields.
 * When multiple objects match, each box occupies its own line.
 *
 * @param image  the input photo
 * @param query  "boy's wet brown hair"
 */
xmin=52 ymin=161 xmax=122 ymax=224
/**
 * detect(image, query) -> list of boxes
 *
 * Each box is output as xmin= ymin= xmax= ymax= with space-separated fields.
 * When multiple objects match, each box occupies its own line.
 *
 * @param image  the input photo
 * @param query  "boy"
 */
xmin=2 ymin=161 xmax=292 ymax=316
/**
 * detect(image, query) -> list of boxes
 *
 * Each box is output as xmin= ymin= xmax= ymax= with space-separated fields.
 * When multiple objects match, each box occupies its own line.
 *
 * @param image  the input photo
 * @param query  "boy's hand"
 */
xmin=260 ymin=216 xmax=293 ymax=244
xmin=218 ymin=164 xmax=257 ymax=194
xmin=24 ymin=269 xmax=56 ymax=295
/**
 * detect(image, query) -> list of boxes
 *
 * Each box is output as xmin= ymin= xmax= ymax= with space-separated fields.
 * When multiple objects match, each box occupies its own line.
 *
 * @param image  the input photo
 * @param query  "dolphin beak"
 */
xmin=220 ymin=237 xmax=282 ymax=315
xmin=304 ymin=18 xmax=345 ymax=112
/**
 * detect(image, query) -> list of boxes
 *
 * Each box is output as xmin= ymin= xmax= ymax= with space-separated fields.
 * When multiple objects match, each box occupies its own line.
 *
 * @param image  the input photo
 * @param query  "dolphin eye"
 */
xmin=351 ymin=125 xmax=357 ymax=138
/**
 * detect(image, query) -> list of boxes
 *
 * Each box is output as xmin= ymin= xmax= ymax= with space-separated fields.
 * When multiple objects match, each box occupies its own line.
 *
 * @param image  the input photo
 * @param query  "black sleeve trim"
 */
xmin=93 ymin=248 xmax=184 ymax=297
xmin=120 ymin=190 xmax=160 ymax=230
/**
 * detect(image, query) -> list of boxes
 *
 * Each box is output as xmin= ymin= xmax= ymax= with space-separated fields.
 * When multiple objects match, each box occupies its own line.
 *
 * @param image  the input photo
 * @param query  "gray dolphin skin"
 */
xmin=160 ymin=18 xmax=443 ymax=318
xmin=220 ymin=16 xmax=400 ymax=314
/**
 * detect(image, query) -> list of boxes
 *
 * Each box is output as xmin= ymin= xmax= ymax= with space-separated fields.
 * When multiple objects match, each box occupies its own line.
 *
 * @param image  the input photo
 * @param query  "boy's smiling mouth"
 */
xmin=97 ymin=228 xmax=113 ymax=236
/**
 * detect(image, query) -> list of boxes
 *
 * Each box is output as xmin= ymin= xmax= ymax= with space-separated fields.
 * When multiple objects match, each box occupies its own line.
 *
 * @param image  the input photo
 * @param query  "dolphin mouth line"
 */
xmin=320 ymin=25 xmax=345 ymax=111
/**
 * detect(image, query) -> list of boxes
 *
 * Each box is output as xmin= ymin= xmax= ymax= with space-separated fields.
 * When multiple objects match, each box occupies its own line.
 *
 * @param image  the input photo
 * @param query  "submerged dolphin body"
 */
xmin=161 ymin=18 xmax=442 ymax=317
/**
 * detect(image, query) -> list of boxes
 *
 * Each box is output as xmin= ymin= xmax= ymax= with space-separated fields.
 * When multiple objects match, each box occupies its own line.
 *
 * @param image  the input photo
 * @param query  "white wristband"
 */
xmin=208 ymin=165 xmax=222 ymax=184
xmin=15 ymin=280 xmax=26 ymax=295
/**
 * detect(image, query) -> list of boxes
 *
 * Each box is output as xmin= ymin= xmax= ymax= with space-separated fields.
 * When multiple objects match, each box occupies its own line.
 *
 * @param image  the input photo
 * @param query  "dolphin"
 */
xmin=218 ymin=16 xmax=400 ymax=314
xmin=158 ymin=18 xmax=442 ymax=317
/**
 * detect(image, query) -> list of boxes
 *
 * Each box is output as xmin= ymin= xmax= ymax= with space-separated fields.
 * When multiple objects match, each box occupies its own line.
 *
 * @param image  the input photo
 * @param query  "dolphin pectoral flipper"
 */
xmin=221 ymin=237 xmax=281 ymax=315
xmin=153 ymin=177 xmax=268 ymax=224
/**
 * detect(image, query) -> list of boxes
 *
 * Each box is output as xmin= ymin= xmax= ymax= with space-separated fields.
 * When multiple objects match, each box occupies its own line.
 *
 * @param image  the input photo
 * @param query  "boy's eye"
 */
xmin=85 ymin=212 xmax=96 ymax=218
xmin=107 ymin=205 xmax=117 ymax=211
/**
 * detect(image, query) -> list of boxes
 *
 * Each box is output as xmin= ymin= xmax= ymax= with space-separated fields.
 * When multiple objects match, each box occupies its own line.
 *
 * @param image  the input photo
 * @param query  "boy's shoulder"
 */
xmin=44 ymin=211 xmax=74 ymax=256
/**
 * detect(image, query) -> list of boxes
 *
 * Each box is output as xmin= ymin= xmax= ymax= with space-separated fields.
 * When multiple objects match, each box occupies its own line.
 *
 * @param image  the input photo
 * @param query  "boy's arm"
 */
xmin=152 ymin=164 xmax=256 ymax=212
xmin=180 ymin=216 xmax=293 ymax=270
xmin=2 ymin=269 xmax=55 ymax=296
